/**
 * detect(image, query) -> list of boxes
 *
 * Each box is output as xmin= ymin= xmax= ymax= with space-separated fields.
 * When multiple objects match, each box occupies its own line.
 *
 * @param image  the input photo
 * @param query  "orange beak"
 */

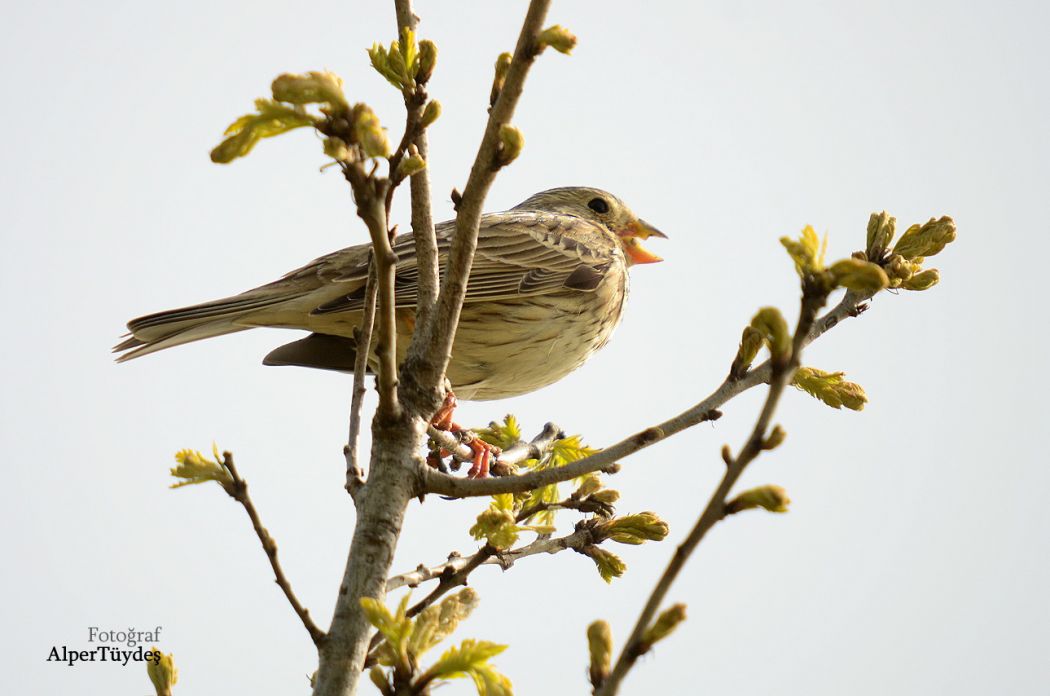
xmin=620 ymin=218 xmax=667 ymax=265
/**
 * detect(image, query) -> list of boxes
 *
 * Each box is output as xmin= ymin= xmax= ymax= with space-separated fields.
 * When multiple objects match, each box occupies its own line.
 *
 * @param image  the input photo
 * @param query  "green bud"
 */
xmin=793 ymin=366 xmax=868 ymax=411
xmin=397 ymin=153 xmax=427 ymax=179
xmin=469 ymin=507 xmax=518 ymax=549
xmin=351 ymin=103 xmax=391 ymax=158
xmin=893 ymin=216 xmax=956 ymax=260
xmin=420 ymin=100 xmax=442 ymax=128
xmin=323 ymin=137 xmax=351 ymax=162
xmin=416 ymin=40 xmax=438 ymax=83
xmin=368 ymin=43 xmax=405 ymax=89
xmin=146 ymin=647 xmax=178 ymax=696
xmin=762 ymin=425 xmax=786 ymax=450
xmin=725 ymin=484 xmax=791 ymax=515
xmin=587 ymin=621 xmax=612 ymax=687
xmin=884 ymin=253 xmax=920 ymax=286
xmin=780 ymin=225 xmax=825 ymax=276
xmin=399 ymin=27 xmax=418 ymax=80
xmin=575 ymin=474 xmax=602 ymax=499
xmin=866 ymin=211 xmax=896 ymax=259
xmin=537 ymin=24 xmax=577 ymax=54
xmin=598 ymin=512 xmax=669 ymax=545
xmin=750 ymin=306 xmax=791 ymax=363
xmin=829 ymin=258 xmax=890 ymax=294
xmin=271 ymin=71 xmax=347 ymax=109
xmin=386 ymin=40 xmax=409 ymax=85
xmin=490 ymin=52 xmax=513 ymax=107
xmin=640 ymin=604 xmax=687 ymax=651
xmin=730 ymin=325 xmax=764 ymax=378
xmin=409 ymin=588 xmax=479 ymax=657
xmin=368 ymin=666 xmax=392 ymax=695
xmin=584 ymin=546 xmax=626 ymax=583
xmin=903 ymin=268 xmax=940 ymax=291
xmin=497 ymin=124 xmax=524 ymax=166
xmin=170 ymin=445 xmax=234 ymax=492
xmin=591 ymin=489 xmax=621 ymax=505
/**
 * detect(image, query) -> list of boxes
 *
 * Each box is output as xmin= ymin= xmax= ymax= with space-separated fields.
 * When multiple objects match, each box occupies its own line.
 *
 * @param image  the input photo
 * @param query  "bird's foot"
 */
xmin=429 ymin=390 xmax=501 ymax=478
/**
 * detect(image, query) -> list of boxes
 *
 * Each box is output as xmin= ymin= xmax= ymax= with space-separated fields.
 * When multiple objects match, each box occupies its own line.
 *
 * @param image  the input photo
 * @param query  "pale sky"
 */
xmin=2 ymin=1 xmax=1047 ymax=694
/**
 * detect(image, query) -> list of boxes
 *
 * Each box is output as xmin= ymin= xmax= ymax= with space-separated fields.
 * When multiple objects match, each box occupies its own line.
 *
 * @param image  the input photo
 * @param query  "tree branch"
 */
xmin=342 ymin=167 xmax=400 ymax=422
xmin=220 ymin=452 xmax=326 ymax=646
xmin=392 ymin=0 xmax=439 ymax=328
xmin=386 ymin=526 xmax=597 ymax=594
xmin=422 ymin=289 xmax=870 ymax=498
xmin=595 ymin=285 xmax=829 ymax=696
xmin=399 ymin=0 xmax=553 ymax=416
xmin=344 ymin=259 xmax=378 ymax=499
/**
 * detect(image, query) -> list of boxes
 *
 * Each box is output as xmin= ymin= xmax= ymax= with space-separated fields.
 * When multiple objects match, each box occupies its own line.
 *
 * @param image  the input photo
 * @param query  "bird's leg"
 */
xmin=429 ymin=390 xmax=501 ymax=478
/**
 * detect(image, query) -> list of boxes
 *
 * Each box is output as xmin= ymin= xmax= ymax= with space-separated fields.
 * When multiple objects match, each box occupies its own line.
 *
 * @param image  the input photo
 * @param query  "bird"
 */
xmin=116 ymin=186 xmax=664 ymax=413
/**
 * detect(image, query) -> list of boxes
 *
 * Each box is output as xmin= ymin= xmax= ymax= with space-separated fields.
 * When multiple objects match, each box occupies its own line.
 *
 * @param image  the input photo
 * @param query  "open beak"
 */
xmin=620 ymin=218 xmax=667 ymax=264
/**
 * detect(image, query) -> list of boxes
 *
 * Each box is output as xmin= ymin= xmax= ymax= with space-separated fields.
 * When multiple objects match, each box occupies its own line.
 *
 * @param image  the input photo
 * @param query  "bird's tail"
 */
xmin=113 ymin=289 xmax=308 ymax=362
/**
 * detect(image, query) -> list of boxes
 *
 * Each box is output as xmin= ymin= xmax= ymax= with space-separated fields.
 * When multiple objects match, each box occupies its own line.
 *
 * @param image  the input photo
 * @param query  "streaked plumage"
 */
xmin=115 ymin=187 xmax=664 ymax=400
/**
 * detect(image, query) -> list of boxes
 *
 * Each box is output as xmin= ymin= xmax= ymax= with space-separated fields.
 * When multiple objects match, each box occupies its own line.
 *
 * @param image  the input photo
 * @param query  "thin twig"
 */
xmin=368 ymin=529 xmax=597 ymax=668
xmin=423 ymin=290 xmax=871 ymax=498
xmin=345 ymin=258 xmax=378 ymax=498
xmin=595 ymin=286 xmax=829 ymax=696
xmin=220 ymin=452 xmax=326 ymax=646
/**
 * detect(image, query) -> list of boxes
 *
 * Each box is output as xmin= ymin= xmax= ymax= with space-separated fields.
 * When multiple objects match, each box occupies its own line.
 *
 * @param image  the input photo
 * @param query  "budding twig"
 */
xmin=595 ymin=285 xmax=830 ymax=696
xmin=220 ymin=452 xmax=326 ymax=646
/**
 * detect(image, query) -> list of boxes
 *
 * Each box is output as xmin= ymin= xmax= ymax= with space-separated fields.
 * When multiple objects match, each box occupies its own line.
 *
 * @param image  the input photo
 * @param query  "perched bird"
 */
xmin=115 ymin=187 xmax=665 ymax=403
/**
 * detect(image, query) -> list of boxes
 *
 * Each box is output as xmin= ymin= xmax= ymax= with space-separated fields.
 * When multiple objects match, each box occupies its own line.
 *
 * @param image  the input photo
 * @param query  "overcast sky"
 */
xmin=2 ymin=1 xmax=1047 ymax=694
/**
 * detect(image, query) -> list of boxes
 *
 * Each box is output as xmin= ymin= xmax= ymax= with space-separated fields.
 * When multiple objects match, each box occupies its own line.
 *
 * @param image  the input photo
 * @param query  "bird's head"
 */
xmin=513 ymin=187 xmax=666 ymax=265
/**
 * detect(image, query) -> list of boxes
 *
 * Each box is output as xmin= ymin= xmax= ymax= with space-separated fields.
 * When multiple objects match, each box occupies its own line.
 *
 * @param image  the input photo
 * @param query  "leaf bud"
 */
xmin=902 ymin=268 xmax=940 ymax=291
xmin=537 ymin=25 xmax=577 ymax=54
xmin=146 ymin=647 xmax=178 ymax=696
xmin=762 ymin=425 xmax=787 ymax=450
xmin=496 ymin=124 xmax=524 ymax=166
xmin=725 ymin=484 xmax=791 ymax=514
xmin=490 ymin=52 xmax=513 ymax=107
xmin=866 ymin=211 xmax=896 ymax=259
xmin=893 ymin=216 xmax=956 ymax=259
xmin=351 ymin=103 xmax=391 ymax=158
xmin=829 ymin=257 xmax=890 ymax=294
xmin=587 ymin=620 xmax=612 ymax=687
xmin=416 ymin=40 xmax=438 ymax=83
xmin=271 ymin=71 xmax=347 ymax=109
xmin=640 ymin=604 xmax=687 ymax=651
xmin=420 ymin=99 xmax=442 ymax=128
xmin=750 ymin=307 xmax=791 ymax=363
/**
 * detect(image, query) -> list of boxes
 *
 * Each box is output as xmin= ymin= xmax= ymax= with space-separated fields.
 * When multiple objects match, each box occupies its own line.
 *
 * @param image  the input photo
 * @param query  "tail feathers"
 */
xmin=114 ymin=289 xmax=311 ymax=362
xmin=114 ymin=321 xmax=251 ymax=362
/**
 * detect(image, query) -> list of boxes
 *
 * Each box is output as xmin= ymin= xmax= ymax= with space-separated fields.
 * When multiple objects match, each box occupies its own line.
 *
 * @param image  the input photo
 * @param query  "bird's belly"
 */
xmin=434 ymin=287 xmax=626 ymax=401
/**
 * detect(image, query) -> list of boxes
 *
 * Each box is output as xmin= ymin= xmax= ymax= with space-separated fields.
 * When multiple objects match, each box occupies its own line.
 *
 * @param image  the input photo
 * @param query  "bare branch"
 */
xmin=423 ymin=290 xmax=871 ymax=498
xmin=345 ymin=259 xmax=378 ymax=499
xmin=399 ymin=0 xmax=553 ymax=416
xmin=220 ymin=452 xmax=326 ymax=646
xmin=595 ymin=285 xmax=829 ymax=696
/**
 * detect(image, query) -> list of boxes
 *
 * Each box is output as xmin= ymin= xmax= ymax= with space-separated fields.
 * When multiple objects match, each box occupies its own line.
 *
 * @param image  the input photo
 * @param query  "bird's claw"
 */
xmin=429 ymin=390 xmax=501 ymax=478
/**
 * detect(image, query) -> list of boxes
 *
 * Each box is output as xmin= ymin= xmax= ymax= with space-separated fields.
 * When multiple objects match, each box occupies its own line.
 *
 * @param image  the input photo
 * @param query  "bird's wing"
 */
xmin=312 ymin=211 xmax=620 ymax=314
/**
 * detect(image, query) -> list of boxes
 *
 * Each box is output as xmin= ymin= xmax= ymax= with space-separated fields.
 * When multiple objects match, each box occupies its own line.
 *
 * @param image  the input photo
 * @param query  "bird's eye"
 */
xmin=588 ymin=197 xmax=610 ymax=214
